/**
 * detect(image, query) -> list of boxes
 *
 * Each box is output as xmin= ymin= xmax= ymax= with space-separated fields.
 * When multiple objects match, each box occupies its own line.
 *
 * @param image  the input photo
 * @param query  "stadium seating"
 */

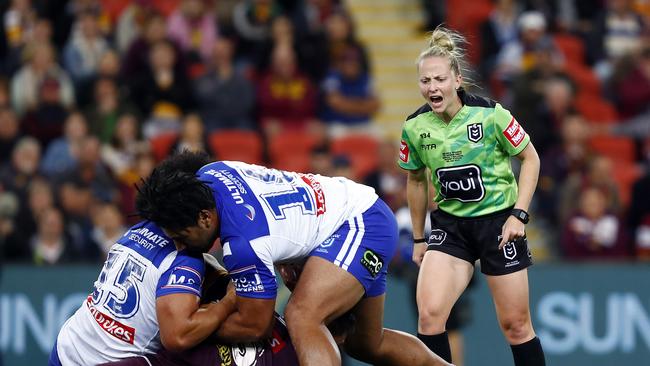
xmin=268 ymin=131 xmax=320 ymax=173
xmin=330 ymin=134 xmax=380 ymax=180
xmin=208 ymin=130 xmax=264 ymax=165
xmin=149 ymin=133 xmax=179 ymax=162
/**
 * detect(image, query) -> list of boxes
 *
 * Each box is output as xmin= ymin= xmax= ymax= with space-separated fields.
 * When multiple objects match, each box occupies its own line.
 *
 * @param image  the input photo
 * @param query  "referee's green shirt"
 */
xmin=398 ymin=89 xmax=530 ymax=217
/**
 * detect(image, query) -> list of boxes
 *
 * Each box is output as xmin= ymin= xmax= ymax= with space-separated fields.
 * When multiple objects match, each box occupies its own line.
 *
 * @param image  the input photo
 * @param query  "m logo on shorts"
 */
xmin=435 ymin=164 xmax=485 ymax=202
xmin=360 ymin=249 xmax=383 ymax=278
xmin=467 ymin=123 xmax=483 ymax=143
xmin=428 ymin=229 xmax=447 ymax=245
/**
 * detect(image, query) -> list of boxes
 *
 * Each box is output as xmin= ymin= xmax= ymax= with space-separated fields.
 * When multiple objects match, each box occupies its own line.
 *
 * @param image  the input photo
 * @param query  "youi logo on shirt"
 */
xmin=435 ymin=164 xmax=485 ymax=202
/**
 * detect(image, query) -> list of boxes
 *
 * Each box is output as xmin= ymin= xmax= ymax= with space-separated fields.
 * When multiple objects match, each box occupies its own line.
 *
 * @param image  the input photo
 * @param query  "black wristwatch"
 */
xmin=510 ymin=208 xmax=530 ymax=224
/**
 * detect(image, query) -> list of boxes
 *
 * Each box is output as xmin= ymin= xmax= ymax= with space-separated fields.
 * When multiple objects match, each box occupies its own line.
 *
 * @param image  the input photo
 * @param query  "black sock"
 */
xmin=417 ymin=331 xmax=452 ymax=362
xmin=510 ymin=337 xmax=546 ymax=366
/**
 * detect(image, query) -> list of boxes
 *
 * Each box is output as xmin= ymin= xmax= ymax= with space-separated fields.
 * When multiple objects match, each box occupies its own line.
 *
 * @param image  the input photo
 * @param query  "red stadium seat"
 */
xmin=208 ymin=130 xmax=264 ymax=165
xmin=268 ymin=131 xmax=320 ymax=173
xmin=330 ymin=134 xmax=380 ymax=180
xmin=553 ymin=33 xmax=586 ymax=64
xmin=575 ymin=93 xmax=619 ymax=124
xmin=149 ymin=133 xmax=178 ymax=162
xmin=589 ymin=136 xmax=636 ymax=163
xmin=564 ymin=62 xmax=601 ymax=97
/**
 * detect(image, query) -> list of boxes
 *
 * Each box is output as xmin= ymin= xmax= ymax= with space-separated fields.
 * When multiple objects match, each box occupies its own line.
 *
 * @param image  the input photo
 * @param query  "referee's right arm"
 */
xmin=407 ymin=167 xmax=429 ymax=266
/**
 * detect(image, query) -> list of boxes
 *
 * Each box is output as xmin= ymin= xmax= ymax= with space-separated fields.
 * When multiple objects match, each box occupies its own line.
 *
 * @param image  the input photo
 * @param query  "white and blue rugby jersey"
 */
xmin=55 ymin=221 xmax=205 ymax=365
xmin=197 ymin=161 xmax=378 ymax=300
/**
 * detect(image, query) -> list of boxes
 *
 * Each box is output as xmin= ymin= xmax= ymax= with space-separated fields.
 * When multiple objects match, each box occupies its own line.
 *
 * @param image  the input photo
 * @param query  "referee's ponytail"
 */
xmin=417 ymin=26 xmax=471 ymax=85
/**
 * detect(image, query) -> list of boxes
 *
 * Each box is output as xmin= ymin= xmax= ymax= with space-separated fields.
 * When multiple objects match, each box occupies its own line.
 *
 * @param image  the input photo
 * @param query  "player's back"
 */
xmin=55 ymin=221 xmax=203 ymax=365
xmin=197 ymin=161 xmax=378 ymax=261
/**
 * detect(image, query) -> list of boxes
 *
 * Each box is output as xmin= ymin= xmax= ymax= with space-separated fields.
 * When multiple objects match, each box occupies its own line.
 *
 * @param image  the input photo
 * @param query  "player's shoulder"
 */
xmin=458 ymin=88 xmax=497 ymax=109
xmin=405 ymin=103 xmax=432 ymax=122
xmin=116 ymin=221 xmax=176 ymax=268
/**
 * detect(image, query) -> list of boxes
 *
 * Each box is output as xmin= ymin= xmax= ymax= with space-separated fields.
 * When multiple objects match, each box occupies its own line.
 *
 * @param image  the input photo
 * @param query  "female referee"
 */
xmin=398 ymin=26 xmax=545 ymax=366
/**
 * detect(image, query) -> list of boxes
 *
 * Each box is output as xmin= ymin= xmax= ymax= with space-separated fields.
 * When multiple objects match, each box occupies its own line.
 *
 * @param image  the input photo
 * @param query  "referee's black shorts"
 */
xmin=426 ymin=207 xmax=533 ymax=276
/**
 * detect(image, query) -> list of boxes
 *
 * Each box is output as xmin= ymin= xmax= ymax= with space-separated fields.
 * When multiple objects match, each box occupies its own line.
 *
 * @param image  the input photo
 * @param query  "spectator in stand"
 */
xmin=4 ymin=16 xmax=53 ymax=76
xmin=0 ymin=191 xmax=20 ymax=263
xmin=133 ymin=40 xmax=194 ymax=139
xmin=30 ymin=206 xmax=79 ymax=265
xmin=100 ymin=113 xmax=150 ymax=181
xmin=320 ymin=46 xmax=381 ymax=137
xmin=0 ymin=137 xmax=42 ymax=202
xmin=91 ymin=202 xmax=125 ymax=256
xmin=21 ymin=76 xmax=71 ymax=150
xmin=115 ymin=0 xmax=157 ymax=53
xmin=495 ymin=11 xmax=563 ymax=85
xmin=4 ymin=177 xmax=53 ymax=261
xmin=558 ymin=155 xmax=621 ymax=225
xmin=194 ymin=37 xmax=256 ymax=131
xmin=589 ymin=0 xmax=646 ymax=81
xmin=59 ymin=135 xmax=116 ymax=204
xmin=0 ymin=107 xmax=21 ymax=166
xmin=515 ymin=75 xmax=576 ymax=156
xmin=612 ymin=44 xmax=650 ymax=119
xmin=62 ymin=10 xmax=110 ymax=89
xmin=84 ymin=77 xmax=137 ymax=143
xmin=56 ymin=178 xmax=100 ymax=260
xmin=117 ymin=151 xmax=156 ymax=224
xmin=479 ymin=0 xmax=521 ymax=84
xmin=10 ymin=42 xmax=74 ymax=117
xmin=2 ymin=0 xmax=38 ymax=73
xmin=166 ymin=0 xmax=218 ymax=64
xmin=324 ymin=11 xmax=370 ymax=77
xmin=75 ymin=49 xmax=123 ymax=108
xmin=169 ymin=113 xmax=212 ymax=155
xmin=561 ymin=185 xmax=629 ymax=260
xmin=232 ymin=0 xmax=282 ymax=63
xmin=0 ymin=78 xmax=10 ymax=108
xmin=538 ymin=114 xmax=592 ymax=225
xmin=309 ymin=142 xmax=334 ymax=176
xmin=257 ymin=43 xmax=319 ymax=138
xmin=41 ymin=111 xmax=88 ymax=177
xmin=121 ymin=13 xmax=186 ymax=86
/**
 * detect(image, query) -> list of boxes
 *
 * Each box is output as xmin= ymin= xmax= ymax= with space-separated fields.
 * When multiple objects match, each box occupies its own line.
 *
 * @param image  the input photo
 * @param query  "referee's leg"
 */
xmin=486 ymin=269 xmax=545 ymax=366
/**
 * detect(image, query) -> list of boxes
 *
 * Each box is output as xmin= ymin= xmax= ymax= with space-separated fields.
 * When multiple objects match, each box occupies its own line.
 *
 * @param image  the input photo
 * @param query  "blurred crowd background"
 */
xmin=0 ymin=0 xmax=649 ymax=272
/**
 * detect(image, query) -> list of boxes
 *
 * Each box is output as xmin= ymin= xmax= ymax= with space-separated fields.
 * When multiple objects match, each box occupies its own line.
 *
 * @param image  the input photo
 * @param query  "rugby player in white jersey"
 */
xmin=136 ymin=151 xmax=451 ymax=366
xmin=49 ymin=153 xmax=239 ymax=365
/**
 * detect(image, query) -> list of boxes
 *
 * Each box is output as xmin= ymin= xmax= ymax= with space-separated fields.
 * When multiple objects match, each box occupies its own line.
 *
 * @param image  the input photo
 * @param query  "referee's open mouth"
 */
xmin=429 ymin=95 xmax=443 ymax=107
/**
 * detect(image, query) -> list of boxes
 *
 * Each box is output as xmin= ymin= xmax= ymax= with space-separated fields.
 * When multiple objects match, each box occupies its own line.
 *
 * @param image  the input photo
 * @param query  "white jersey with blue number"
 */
xmin=197 ymin=161 xmax=378 ymax=299
xmin=55 ymin=221 xmax=205 ymax=365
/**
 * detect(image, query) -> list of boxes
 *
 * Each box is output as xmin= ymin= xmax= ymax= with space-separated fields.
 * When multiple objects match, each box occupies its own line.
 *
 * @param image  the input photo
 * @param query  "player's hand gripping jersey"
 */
xmin=54 ymin=221 xmax=205 ymax=365
xmin=196 ymin=161 xmax=378 ymax=299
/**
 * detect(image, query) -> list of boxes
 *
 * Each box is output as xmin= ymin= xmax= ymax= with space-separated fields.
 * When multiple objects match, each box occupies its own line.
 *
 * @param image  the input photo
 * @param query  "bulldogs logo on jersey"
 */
xmin=435 ymin=164 xmax=485 ymax=202
xmin=467 ymin=123 xmax=483 ymax=143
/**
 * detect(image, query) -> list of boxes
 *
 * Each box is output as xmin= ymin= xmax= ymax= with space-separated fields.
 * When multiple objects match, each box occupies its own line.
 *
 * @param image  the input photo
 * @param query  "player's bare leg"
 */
xmin=344 ymin=294 xmax=452 ymax=366
xmin=285 ymin=256 xmax=452 ymax=366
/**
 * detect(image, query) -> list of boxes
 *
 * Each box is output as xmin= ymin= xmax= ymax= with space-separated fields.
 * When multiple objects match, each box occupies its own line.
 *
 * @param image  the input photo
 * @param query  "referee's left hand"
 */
xmin=499 ymin=215 xmax=525 ymax=250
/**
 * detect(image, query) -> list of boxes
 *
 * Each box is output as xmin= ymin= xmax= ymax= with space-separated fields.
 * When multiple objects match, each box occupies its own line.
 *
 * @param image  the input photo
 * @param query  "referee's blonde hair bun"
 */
xmin=417 ymin=26 xmax=469 ymax=79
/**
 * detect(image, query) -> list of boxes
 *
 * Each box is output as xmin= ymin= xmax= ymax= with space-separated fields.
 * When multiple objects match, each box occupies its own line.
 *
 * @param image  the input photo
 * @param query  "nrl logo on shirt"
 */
xmin=467 ymin=123 xmax=483 ymax=143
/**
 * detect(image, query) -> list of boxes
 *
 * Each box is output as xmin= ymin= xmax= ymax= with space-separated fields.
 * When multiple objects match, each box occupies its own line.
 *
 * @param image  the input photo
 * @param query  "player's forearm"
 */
xmin=214 ymin=310 xmax=275 ymax=342
xmin=163 ymin=300 xmax=236 ymax=351
xmin=514 ymin=144 xmax=540 ymax=212
xmin=407 ymin=172 xmax=429 ymax=238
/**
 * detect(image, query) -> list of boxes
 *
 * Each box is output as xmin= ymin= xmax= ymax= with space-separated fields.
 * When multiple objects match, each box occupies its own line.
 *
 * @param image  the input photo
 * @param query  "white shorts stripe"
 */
xmin=342 ymin=215 xmax=365 ymax=270
xmin=334 ymin=218 xmax=357 ymax=266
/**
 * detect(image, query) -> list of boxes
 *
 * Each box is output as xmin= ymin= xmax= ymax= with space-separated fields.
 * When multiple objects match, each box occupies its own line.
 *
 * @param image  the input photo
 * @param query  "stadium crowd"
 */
xmin=0 ymin=0 xmax=648 ymax=269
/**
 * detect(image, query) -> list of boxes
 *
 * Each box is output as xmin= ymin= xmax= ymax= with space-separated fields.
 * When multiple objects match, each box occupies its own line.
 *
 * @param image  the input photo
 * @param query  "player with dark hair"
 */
xmin=136 ymin=152 xmax=451 ymax=366
xmin=49 ymin=152 xmax=244 ymax=365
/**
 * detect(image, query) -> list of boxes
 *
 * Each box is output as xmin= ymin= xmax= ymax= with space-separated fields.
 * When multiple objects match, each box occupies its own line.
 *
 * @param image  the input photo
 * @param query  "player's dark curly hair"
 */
xmin=135 ymin=150 xmax=215 ymax=231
